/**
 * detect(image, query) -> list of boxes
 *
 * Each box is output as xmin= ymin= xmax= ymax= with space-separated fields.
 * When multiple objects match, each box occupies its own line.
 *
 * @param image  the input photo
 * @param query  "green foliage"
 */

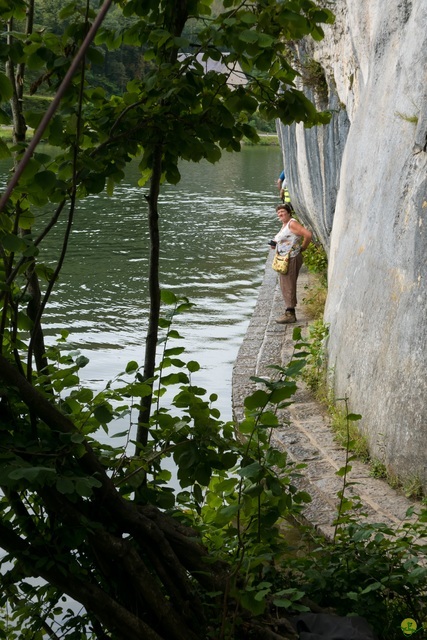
xmin=302 ymin=273 xmax=327 ymax=320
xmin=301 ymin=242 xmax=328 ymax=319
xmin=1 ymin=279 xmax=427 ymax=638
xmin=298 ymin=320 xmax=329 ymax=392
xmin=10 ymin=0 xmax=424 ymax=638
xmin=328 ymin=398 xmax=370 ymax=463
xmin=299 ymin=57 xmax=329 ymax=103
xmin=297 ymin=324 xmax=371 ymax=462
xmin=243 ymin=134 xmax=279 ymax=146
xmin=369 ymin=457 xmax=388 ymax=479
xmin=282 ymin=398 xmax=427 ymax=640
xmin=157 ymin=321 xmax=318 ymax=625
xmin=0 ymin=292 xmax=314 ymax=636
xmin=297 ymin=506 xmax=427 ymax=640
xmin=249 ymin=110 xmax=277 ymax=133
xmin=303 ymin=241 xmax=328 ymax=278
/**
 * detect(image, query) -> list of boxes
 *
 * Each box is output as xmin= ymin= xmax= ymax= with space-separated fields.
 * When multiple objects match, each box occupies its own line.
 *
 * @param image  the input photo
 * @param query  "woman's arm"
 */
xmin=288 ymin=219 xmax=312 ymax=251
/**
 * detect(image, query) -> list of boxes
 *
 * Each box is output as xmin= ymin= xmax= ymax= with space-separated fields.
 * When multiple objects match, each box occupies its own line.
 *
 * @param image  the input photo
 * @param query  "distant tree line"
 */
xmin=18 ymin=0 xmax=275 ymax=131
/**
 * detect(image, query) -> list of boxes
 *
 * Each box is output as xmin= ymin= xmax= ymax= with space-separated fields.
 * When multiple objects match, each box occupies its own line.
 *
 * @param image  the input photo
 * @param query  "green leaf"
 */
xmin=70 ymin=433 xmax=85 ymax=443
xmin=86 ymin=46 xmax=104 ymax=66
xmin=162 ymin=371 xmax=190 ymax=386
xmin=258 ymin=33 xmax=274 ymax=48
xmin=19 ymin=209 xmax=35 ymax=230
xmin=335 ymin=464 xmax=352 ymax=477
xmin=0 ymin=108 xmax=11 ymax=125
xmin=126 ymin=383 xmax=152 ymax=397
xmin=20 ymin=158 xmax=40 ymax=182
xmin=94 ymin=404 xmax=113 ymax=424
xmin=216 ymin=503 xmax=240 ymax=523
xmin=292 ymin=326 xmax=303 ymax=341
xmin=270 ymin=384 xmax=297 ymax=403
xmin=84 ymin=173 xmax=106 ymax=194
xmin=164 ymin=347 xmax=185 ymax=357
xmin=272 ymin=598 xmax=292 ymax=609
xmin=75 ymin=477 xmax=102 ymax=497
xmin=219 ymin=452 xmax=238 ymax=469
xmin=408 ymin=566 xmax=427 ymax=581
xmin=237 ymin=461 xmax=262 ymax=479
xmin=254 ymin=588 xmax=270 ymax=601
xmin=126 ymin=360 xmax=139 ymax=373
xmin=138 ymin=168 xmax=152 ymax=186
xmin=175 ymin=442 xmax=198 ymax=470
xmin=347 ymin=413 xmax=362 ymax=421
xmin=239 ymin=29 xmax=259 ymax=44
xmin=1 ymin=233 xmax=25 ymax=253
xmin=24 ymin=110 xmax=44 ymax=130
xmin=187 ymin=360 xmax=200 ymax=373
xmin=289 ymin=603 xmax=310 ymax=612
xmin=240 ymin=11 xmax=257 ymax=25
xmin=76 ymin=355 xmax=89 ymax=368
xmin=165 ymin=164 xmax=181 ymax=185
xmin=239 ymin=589 xmax=266 ymax=615
xmin=61 ymin=374 xmax=80 ymax=388
xmin=47 ymin=115 xmax=64 ymax=145
xmin=8 ymin=466 xmax=56 ymax=483
xmin=0 ymin=138 xmax=11 ymax=159
xmin=169 ymin=358 xmax=186 ymax=368
xmin=215 ymin=477 xmax=238 ymax=494
xmin=33 ymin=170 xmax=57 ymax=191
xmin=259 ymin=411 xmax=278 ymax=427
xmin=161 ymin=289 xmax=178 ymax=304
xmin=195 ymin=463 xmax=211 ymax=486
xmin=27 ymin=52 xmax=45 ymax=71
xmin=193 ymin=482 xmax=203 ymax=503
xmin=311 ymin=24 xmax=325 ymax=42
xmin=0 ymin=72 xmax=13 ymax=101
xmin=158 ymin=317 xmax=171 ymax=329
xmin=35 ymin=263 xmax=55 ymax=281
xmin=205 ymin=143 xmax=222 ymax=164
xmin=244 ymin=389 xmax=269 ymax=409
xmin=56 ymin=477 xmax=76 ymax=495
xmin=360 ymin=582 xmax=382 ymax=594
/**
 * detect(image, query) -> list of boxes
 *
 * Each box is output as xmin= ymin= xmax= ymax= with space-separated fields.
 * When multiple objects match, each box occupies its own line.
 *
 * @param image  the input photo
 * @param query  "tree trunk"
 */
xmin=0 ymin=352 xmax=228 ymax=640
xmin=5 ymin=6 xmax=49 ymax=376
xmin=136 ymin=144 xmax=162 ymax=449
xmin=135 ymin=1 xmax=190 ymax=449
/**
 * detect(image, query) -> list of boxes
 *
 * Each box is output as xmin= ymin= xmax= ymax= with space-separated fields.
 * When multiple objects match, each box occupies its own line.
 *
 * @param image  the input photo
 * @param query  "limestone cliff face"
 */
xmin=278 ymin=0 xmax=427 ymax=487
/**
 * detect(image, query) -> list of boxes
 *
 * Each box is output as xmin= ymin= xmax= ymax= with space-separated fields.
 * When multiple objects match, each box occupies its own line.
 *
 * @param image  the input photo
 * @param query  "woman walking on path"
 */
xmin=272 ymin=203 xmax=312 ymax=324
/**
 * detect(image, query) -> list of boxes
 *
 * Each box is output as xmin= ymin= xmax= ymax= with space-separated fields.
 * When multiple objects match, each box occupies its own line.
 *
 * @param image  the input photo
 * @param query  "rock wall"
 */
xmin=278 ymin=0 xmax=427 ymax=488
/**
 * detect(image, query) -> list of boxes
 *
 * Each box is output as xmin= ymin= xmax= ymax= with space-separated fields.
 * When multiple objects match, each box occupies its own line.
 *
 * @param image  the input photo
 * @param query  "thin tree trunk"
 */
xmin=134 ymin=0 xmax=190 ymax=449
xmin=5 ymin=9 xmax=49 ymax=375
xmin=136 ymin=144 xmax=162 ymax=449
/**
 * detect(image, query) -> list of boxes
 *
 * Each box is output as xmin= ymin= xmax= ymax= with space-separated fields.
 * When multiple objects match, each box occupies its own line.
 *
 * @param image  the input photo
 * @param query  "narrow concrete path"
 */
xmin=232 ymin=255 xmax=420 ymax=540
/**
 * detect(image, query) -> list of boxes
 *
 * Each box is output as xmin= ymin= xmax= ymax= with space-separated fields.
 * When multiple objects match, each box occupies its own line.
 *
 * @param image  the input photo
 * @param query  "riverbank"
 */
xmin=244 ymin=133 xmax=279 ymax=146
xmin=232 ymin=253 xmax=419 ymax=539
xmin=0 ymin=125 xmax=279 ymax=146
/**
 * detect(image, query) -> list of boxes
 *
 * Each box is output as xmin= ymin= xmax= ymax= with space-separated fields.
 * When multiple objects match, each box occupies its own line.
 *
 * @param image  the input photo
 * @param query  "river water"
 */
xmin=3 ymin=145 xmax=282 ymax=421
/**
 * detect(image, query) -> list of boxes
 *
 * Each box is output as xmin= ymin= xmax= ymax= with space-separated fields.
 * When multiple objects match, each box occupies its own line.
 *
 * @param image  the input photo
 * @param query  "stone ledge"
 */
xmin=232 ymin=257 xmax=420 ymax=539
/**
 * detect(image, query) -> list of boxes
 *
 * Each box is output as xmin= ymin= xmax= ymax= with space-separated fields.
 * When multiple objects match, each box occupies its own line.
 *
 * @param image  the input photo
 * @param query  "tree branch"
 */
xmin=0 ymin=0 xmax=115 ymax=215
xmin=0 ymin=521 xmax=165 ymax=640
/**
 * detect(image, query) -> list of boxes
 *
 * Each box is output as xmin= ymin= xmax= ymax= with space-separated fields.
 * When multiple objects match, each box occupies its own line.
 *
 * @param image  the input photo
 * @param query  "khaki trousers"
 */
xmin=279 ymin=252 xmax=303 ymax=309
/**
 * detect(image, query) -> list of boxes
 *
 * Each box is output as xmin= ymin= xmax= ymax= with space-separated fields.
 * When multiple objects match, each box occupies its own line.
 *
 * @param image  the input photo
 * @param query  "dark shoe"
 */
xmin=275 ymin=311 xmax=297 ymax=324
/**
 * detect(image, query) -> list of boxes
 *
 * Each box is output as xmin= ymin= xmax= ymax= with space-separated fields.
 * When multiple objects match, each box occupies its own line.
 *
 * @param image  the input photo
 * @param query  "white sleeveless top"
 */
xmin=274 ymin=219 xmax=302 ymax=258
